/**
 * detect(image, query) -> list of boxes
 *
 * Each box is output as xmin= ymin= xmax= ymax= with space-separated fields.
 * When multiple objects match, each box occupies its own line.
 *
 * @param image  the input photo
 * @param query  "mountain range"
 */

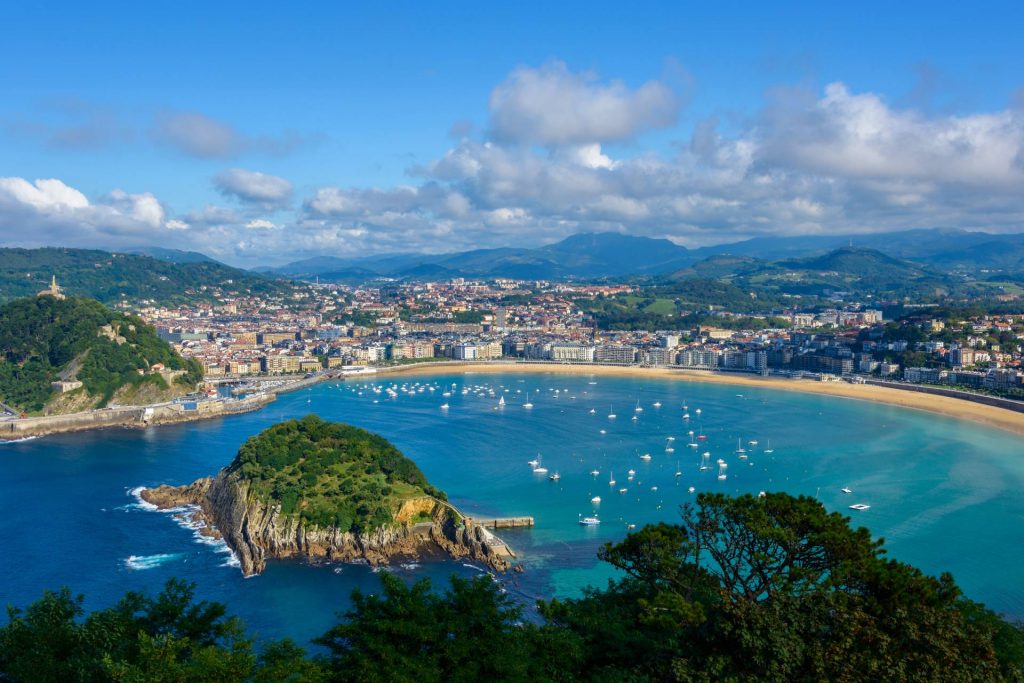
xmin=264 ymin=229 xmax=1024 ymax=282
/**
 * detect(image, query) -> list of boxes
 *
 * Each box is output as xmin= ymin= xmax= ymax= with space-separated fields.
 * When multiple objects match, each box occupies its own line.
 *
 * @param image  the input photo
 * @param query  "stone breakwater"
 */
xmin=140 ymin=475 xmax=517 ymax=577
xmin=0 ymin=393 xmax=274 ymax=441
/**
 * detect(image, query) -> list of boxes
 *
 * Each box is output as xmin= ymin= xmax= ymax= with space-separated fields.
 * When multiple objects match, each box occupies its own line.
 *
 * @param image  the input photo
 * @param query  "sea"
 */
xmin=2 ymin=370 xmax=1023 ymax=646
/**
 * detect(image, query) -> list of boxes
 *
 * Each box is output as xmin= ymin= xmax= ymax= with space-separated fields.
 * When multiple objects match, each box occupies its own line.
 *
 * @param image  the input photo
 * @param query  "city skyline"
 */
xmin=2 ymin=1 xmax=1023 ymax=267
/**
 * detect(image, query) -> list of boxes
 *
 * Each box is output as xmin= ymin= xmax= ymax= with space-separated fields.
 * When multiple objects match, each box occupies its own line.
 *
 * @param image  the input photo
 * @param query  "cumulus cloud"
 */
xmin=245 ymin=218 xmax=279 ymax=229
xmin=288 ymin=76 xmax=1024 ymax=258
xmin=154 ymin=111 xmax=308 ymax=159
xmin=0 ymin=177 xmax=178 ymax=248
xmin=489 ymin=61 xmax=681 ymax=146
xmin=214 ymin=168 xmax=293 ymax=208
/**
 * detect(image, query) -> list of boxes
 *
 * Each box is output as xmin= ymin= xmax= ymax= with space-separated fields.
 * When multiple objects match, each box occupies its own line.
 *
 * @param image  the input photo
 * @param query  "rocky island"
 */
xmin=140 ymin=415 xmax=517 ymax=576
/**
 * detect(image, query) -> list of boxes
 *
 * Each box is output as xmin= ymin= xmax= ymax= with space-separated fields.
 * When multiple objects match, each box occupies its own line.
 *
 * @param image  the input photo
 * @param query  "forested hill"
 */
xmin=0 ymin=247 xmax=293 ymax=305
xmin=229 ymin=415 xmax=447 ymax=532
xmin=0 ymin=295 xmax=202 ymax=414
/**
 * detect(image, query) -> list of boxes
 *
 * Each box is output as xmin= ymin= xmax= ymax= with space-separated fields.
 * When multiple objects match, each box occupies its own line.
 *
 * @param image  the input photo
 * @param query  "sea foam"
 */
xmin=124 ymin=553 xmax=181 ymax=570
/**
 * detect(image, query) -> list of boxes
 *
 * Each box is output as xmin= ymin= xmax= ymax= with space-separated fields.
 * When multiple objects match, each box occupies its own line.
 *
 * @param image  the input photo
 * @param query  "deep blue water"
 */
xmin=2 ymin=370 xmax=1023 ymax=645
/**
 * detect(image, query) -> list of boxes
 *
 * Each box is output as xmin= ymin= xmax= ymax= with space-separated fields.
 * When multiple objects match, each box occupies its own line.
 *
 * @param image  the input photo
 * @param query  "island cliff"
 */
xmin=140 ymin=416 xmax=516 ymax=576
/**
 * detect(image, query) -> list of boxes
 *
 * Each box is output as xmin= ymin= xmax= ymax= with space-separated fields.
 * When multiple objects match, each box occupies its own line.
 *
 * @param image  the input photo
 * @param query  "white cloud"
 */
xmin=489 ymin=61 xmax=681 ymax=145
xmin=245 ymin=219 xmax=279 ymax=230
xmin=213 ymin=168 xmax=293 ymax=208
xmin=0 ymin=177 xmax=177 ymax=247
xmin=165 ymin=219 xmax=190 ymax=230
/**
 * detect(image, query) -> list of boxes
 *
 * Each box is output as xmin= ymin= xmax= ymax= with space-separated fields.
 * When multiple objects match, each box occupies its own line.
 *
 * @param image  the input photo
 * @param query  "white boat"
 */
xmin=688 ymin=486 xmax=696 ymax=493
xmin=609 ymin=471 xmax=616 ymax=486
xmin=579 ymin=516 xmax=600 ymax=526
xmin=699 ymin=452 xmax=711 ymax=470
xmin=717 ymin=462 xmax=728 ymax=481
xmin=599 ymin=429 xmax=607 ymax=435
xmin=549 ymin=472 xmax=560 ymax=481
xmin=651 ymin=486 xmax=658 ymax=492
xmin=627 ymin=469 xmax=636 ymax=479
xmin=748 ymin=439 xmax=758 ymax=446
xmin=589 ymin=408 xmax=596 ymax=414
xmin=608 ymin=406 xmax=617 ymax=419
xmin=841 ymin=486 xmax=853 ymax=494
xmin=590 ymin=469 xmax=600 ymax=476
xmin=528 ymin=458 xmax=540 ymax=467
xmin=498 ymin=396 xmax=505 ymax=407
xmin=440 ymin=403 xmax=449 ymax=410
xmin=665 ymin=438 xmax=675 ymax=453
xmin=849 ymin=503 xmax=870 ymax=511
xmin=634 ymin=400 xmax=643 ymax=413
xmin=735 ymin=438 xmax=746 ymax=456
xmin=532 ymin=456 xmax=548 ymax=474
xmin=695 ymin=408 xmax=702 ymax=415
xmin=523 ymin=391 xmax=533 ymax=409
xmin=653 ymin=401 xmax=662 ymax=408
xmin=618 ymin=488 xmax=628 ymax=494
xmin=675 ymin=461 xmax=682 ymax=477
xmin=764 ymin=440 xmax=774 ymax=454
xmin=591 ymin=496 xmax=601 ymax=504
xmin=667 ymin=436 xmax=676 ymax=441
xmin=682 ymin=412 xmax=690 ymax=420
xmin=639 ymin=453 xmax=652 ymax=461
xmin=631 ymin=415 xmax=638 ymax=422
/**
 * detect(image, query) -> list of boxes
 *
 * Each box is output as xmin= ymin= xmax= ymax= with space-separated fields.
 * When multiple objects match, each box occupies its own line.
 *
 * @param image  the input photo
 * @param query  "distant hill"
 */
xmin=0 ymin=247 xmax=295 ymax=305
xmin=0 ymin=295 xmax=202 ymax=414
xmin=128 ymin=246 xmax=222 ymax=264
xmin=666 ymin=247 xmax=949 ymax=299
xmin=269 ymin=232 xmax=693 ymax=281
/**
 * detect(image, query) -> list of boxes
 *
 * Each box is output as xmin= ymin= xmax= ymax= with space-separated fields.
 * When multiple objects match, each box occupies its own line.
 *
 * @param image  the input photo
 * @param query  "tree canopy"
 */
xmin=229 ymin=415 xmax=447 ymax=532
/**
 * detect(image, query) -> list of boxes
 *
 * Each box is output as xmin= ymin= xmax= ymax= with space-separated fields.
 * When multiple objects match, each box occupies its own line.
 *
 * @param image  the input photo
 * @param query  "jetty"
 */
xmin=466 ymin=516 xmax=535 ymax=529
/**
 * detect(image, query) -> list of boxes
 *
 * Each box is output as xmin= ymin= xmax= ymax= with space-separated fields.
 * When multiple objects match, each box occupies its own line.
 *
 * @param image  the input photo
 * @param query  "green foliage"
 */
xmin=3 ymin=493 xmax=1023 ymax=682
xmin=316 ymin=572 xmax=570 ymax=683
xmin=0 ymin=296 xmax=201 ymax=412
xmin=229 ymin=415 xmax=446 ymax=533
xmin=0 ymin=578 xmax=325 ymax=683
xmin=544 ymin=492 xmax=1024 ymax=682
xmin=0 ymin=247 xmax=293 ymax=306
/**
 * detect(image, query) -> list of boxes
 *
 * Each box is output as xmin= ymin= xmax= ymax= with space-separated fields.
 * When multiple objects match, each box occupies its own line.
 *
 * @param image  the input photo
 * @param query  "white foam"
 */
xmin=124 ymin=553 xmax=181 ymax=570
xmin=127 ymin=486 xmax=158 ymax=512
xmin=0 ymin=436 xmax=39 ymax=445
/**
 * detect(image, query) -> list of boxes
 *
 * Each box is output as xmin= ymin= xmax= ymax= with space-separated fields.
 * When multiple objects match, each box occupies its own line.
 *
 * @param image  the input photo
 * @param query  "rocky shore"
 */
xmin=140 ymin=472 xmax=517 ymax=577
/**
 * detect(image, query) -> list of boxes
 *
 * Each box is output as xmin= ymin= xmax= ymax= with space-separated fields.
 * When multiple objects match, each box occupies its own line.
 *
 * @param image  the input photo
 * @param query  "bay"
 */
xmin=2 ymin=370 xmax=1022 ymax=645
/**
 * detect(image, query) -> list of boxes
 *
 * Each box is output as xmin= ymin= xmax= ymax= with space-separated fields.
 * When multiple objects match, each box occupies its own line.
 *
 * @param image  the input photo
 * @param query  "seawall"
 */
xmin=0 ymin=393 xmax=275 ymax=441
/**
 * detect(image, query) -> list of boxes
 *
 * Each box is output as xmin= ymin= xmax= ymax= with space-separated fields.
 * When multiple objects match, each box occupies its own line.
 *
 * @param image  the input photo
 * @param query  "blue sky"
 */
xmin=1 ymin=1 xmax=1022 ymax=266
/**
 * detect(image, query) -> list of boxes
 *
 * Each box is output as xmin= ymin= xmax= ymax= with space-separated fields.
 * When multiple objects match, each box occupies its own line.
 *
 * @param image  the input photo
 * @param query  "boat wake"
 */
xmin=124 ymin=553 xmax=181 ymax=570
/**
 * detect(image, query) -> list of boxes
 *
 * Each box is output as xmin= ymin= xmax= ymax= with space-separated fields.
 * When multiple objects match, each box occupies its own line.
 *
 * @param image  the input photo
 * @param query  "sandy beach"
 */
xmin=374 ymin=362 xmax=1024 ymax=437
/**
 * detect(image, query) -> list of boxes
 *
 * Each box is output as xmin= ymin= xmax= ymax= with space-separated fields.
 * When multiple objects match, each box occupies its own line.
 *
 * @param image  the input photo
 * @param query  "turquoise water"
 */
xmin=2 ymin=371 xmax=1023 ymax=645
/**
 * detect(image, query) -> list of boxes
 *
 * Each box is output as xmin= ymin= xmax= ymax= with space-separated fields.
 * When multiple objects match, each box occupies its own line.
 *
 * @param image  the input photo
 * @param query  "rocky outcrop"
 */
xmin=140 ymin=473 xmax=517 ymax=577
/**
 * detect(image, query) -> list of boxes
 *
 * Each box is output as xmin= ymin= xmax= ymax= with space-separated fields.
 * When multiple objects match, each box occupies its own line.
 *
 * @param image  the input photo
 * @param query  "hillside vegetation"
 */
xmin=0 ymin=295 xmax=202 ymax=413
xmin=0 ymin=247 xmax=293 ymax=305
xmin=229 ymin=415 xmax=446 ymax=532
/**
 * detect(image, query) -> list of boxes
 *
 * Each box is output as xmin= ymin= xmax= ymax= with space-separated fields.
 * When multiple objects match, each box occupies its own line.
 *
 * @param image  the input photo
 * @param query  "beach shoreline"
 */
xmin=373 ymin=362 xmax=1024 ymax=437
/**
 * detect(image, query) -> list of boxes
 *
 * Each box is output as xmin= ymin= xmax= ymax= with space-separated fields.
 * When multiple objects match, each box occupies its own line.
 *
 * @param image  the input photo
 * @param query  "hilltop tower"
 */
xmin=37 ymin=275 xmax=65 ymax=300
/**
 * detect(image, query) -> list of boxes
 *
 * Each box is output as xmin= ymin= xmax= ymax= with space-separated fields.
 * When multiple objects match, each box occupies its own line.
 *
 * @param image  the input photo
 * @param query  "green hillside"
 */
xmin=0 ymin=247 xmax=294 ymax=305
xmin=0 ymin=295 xmax=202 ymax=413
xmin=229 ymin=415 xmax=446 ymax=532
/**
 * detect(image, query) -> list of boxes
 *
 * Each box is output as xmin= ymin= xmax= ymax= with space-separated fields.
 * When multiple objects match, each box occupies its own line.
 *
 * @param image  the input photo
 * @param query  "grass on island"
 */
xmin=229 ymin=415 xmax=446 ymax=533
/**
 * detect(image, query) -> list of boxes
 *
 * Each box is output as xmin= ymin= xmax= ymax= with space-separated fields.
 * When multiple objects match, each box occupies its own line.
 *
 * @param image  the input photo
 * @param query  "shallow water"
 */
xmin=2 ymin=371 xmax=1022 ymax=644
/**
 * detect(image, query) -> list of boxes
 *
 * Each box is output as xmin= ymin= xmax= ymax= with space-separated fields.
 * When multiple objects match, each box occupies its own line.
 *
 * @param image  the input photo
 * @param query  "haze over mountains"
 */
xmin=263 ymin=229 xmax=1024 ymax=282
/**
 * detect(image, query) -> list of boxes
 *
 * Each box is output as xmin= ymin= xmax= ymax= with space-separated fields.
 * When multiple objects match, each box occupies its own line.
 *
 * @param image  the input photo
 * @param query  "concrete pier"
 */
xmin=468 ymin=516 xmax=535 ymax=529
